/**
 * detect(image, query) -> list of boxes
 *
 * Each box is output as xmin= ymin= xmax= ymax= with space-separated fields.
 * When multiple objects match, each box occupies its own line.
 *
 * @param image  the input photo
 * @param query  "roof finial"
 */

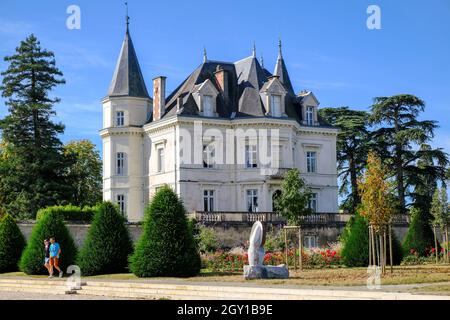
xmin=125 ymin=1 xmax=130 ymax=32
xmin=203 ymin=46 xmax=207 ymax=63
xmin=260 ymin=53 xmax=264 ymax=68
xmin=252 ymin=42 xmax=256 ymax=58
xmin=278 ymin=36 xmax=282 ymax=58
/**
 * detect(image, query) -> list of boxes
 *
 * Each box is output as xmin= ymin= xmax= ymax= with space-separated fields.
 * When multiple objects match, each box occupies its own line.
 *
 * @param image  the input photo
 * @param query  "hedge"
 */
xmin=36 ymin=205 xmax=97 ymax=222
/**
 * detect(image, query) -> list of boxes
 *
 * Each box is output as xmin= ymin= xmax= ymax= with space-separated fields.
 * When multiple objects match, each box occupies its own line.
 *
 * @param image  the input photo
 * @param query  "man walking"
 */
xmin=49 ymin=237 xmax=63 ymax=278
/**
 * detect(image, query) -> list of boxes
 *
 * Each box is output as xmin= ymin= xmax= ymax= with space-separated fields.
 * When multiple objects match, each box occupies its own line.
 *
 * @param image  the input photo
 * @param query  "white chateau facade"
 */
xmin=101 ymin=24 xmax=339 ymax=222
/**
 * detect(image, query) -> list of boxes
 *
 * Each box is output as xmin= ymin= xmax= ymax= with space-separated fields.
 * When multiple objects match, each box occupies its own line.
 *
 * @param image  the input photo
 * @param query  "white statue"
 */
xmin=248 ymin=221 xmax=265 ymax=266
xmin=244 ymin=221 xmax=289 ymax=280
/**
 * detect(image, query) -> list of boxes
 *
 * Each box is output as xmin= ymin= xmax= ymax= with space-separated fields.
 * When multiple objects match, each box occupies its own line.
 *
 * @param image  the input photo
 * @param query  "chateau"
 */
xmin=101 ymin=23 xmax=339 ymax=222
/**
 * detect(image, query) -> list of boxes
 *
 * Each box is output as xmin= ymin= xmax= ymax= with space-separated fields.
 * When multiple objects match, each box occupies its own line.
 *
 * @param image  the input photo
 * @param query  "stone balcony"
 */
xmin=190 ymin=211 xmax=410 ymax=227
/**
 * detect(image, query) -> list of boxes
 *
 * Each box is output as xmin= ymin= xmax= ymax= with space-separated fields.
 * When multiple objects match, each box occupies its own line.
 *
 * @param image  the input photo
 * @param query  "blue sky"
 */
xmin=0 ymin=0 xmax=449 ymax=156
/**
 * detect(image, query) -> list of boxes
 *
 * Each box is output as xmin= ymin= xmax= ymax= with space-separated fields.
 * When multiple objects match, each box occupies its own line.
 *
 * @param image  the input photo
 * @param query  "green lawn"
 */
xmin=2 ymin=265 xmax=450 ymax=287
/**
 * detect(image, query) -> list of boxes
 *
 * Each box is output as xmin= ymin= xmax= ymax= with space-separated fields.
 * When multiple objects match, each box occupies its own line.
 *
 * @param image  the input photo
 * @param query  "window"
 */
xmin=116 ymin=152 xmax=125 ymax=175
xmin=306 ymin=106 xmax=314 ymax=126
xmin=306 ymin=151 xmax=317 ymax=173
xmin=203 ymin=144 xmax=215 ymax=168
xmin=116 ymin=111 xmax=124 ymax=126
xmin=202 ymin=95 xmax=213 ymax=117
xmin=308 ymin=193 xmax=318 ymax=212
xmin=246 ymin=189 xmax=258 ymax=212
xmin=117 ymin=194 xmax=126 ymax=215
xmin=271 ymin=94 xmax=281 ymax=117
xmin=203 ymin=190 xmax=215 ymax=212
xmin=157 ymin=147 xmax=165 ymax=173
xmin=245 ymin=144 xmax=257 ymax=168
xmin=304 ymin=235 xmax=317 ymax=248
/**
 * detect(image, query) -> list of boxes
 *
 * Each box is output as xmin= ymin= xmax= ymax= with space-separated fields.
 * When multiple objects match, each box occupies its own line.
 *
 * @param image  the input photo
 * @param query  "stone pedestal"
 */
xmin=244 ymin=265 xmax=289 ymax=280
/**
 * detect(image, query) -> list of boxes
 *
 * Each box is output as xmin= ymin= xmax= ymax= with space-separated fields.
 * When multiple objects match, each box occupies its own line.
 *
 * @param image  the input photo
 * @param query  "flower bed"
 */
xmin=202 ymin=247 xmax=342 ymax=272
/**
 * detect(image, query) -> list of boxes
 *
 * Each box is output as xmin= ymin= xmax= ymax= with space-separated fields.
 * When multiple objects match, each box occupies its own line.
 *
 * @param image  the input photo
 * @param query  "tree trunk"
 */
xmin=395 ymin=146 xmax=406 ymax=213
xmin=299 ymin=227 xmax=303 ymax=271
xmin=348 ymin=155 xmax=360 ymax=214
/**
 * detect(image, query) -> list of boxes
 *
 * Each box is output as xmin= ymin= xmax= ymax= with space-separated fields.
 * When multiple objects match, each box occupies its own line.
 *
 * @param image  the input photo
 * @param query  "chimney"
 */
xmin=214 ymin=65 xmax=229 ymax=104
xmin=152 ymin=76 xmax=166 ymax=121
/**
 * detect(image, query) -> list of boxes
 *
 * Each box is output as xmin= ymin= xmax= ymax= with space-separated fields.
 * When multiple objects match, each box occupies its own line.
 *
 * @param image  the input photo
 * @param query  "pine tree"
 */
xmin=319 ymin=107 xmax=371 ymax=214
xmin=0 ymin=214 xmax=26 ymax=272
xmin=129 ymin=185 xmax=201 ymax=277
xmin=370 ymin=95 xmax=448 ymax=214
xmin=77 ymin=202 xmax=133 ymax=276
xmin=0 ymin=34 xmax=68 ymax=218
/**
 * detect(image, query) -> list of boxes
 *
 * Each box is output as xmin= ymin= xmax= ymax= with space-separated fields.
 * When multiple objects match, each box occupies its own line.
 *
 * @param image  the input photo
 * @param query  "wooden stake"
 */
xmin=284 ymin=228 xmax=288 ymax=268
xmin=389 ymin=224 xmax=393 ymax=274
xmin=298 ymin=227 xmax=302 ymax=271
xmin=383 ymin=228 xmax=387 ymax=274
xmin=434 ymin=225 xmax=439 ymax=264
xmin=368 ymin=226 xmax=372 ymax=267
xmin=445 ymin=225 xmax=450 ymax=263
xmin=371 ymin=225 xmax=377 ymax=267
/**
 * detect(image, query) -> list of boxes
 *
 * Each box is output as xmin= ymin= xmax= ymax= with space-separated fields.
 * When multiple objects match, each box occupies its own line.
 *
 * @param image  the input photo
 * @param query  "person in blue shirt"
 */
xmin=49 ymin=237 xmax=63 ymax=278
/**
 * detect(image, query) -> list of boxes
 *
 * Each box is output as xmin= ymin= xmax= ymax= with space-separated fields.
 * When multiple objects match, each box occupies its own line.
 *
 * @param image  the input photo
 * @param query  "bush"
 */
xmin=77 ymin=202 xmax=133 ymax=276
xmin=36 ymin=205 xmax=97 ymax=222
xmin=198 ymin=227 xmax=219 ymax=253
xmin=402 ymin=207 xmax=436 ymax=256
xmin=19 ymin=211 xmax=77 ymax=275
xmin=0 ymin=214 xmax=26 ymax=273
xmin=129 ymin=186 xmax=201 ymax=277
xmin=341 ymin=214 xmax=403 ymax=267
xmin=341 ymin=214 xmax=370 ymax=267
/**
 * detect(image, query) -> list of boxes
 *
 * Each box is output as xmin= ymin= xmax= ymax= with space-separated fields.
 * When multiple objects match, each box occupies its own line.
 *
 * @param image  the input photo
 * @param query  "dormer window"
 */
xmin=270 ymin=94 xmax=282 ymax=117
xmin=202 ymin=95 xmax=213 ymax=117
xmin=116 ymin=111 xmax=124 ymax=126
xmin=306 ymin=106 xmax=314 ymax=126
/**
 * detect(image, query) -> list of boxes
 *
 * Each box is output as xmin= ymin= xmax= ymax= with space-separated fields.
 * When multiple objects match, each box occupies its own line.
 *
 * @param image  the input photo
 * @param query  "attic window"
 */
xmin=271 ymin=94 xmax=282 ymax=117
xmin=203 ymin=95 xmax=213 ymax=117
xmin=306 ymin=106 xmax=314 ymax=126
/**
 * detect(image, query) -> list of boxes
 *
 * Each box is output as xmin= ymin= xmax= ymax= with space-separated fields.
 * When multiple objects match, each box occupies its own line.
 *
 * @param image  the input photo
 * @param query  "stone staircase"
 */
xmin=0 ymin=278 xmax=80 ymax=295
xmin=1 ymin=278 xmax=450 ymax=300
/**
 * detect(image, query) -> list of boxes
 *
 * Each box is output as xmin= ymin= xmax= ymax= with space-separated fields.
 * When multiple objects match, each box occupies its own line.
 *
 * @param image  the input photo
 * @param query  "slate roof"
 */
xmin=107 ymin=28 xmax=150 ymax=99
xmin=106 ymin=29 xmax=330 ymax=127
xmin=160 ymin=53 xmax=311 ymax=124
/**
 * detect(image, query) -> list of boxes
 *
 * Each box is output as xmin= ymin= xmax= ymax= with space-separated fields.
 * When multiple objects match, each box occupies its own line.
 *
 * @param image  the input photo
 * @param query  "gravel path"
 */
xmin=0 ymin=291 xmax=136 ymax=300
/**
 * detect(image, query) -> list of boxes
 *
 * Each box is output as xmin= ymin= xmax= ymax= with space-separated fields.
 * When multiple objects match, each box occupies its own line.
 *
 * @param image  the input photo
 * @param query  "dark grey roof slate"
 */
xmin=107 ymin=29 xmax=150 ymax=98
xmin=146 ymin=50 xmax=328 ymax=127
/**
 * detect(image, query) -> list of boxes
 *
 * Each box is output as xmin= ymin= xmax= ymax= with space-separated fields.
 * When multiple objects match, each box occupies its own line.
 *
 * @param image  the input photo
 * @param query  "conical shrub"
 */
xmin=129 ymin=185 xmax=201 ymax=277
xmin=77 ymin=202 xmax=133 ymax=276
xmin=19 ymin=210 xmax=77 ymax=275
xmin=402 ymin=207 xmax=436 ymax=256
xmin=0 ymin=214 xmax=26 ymax=273
xmin=341 ymin=214 xmax=403 ymax=267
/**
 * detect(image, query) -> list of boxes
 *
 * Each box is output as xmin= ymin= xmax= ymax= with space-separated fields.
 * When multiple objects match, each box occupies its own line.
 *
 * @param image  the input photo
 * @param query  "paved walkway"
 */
xmin=0 ymin=291 xmax=133 ymax=300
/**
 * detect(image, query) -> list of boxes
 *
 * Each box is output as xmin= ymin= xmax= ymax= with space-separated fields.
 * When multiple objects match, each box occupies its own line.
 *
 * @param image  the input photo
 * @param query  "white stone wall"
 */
xmin=103 ymin=108 xmax=339 ymax=221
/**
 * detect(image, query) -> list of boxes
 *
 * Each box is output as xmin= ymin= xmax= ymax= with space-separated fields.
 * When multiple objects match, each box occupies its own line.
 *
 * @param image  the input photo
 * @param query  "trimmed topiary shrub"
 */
xmin=77 ymin=202 xmax=133 ymax=276
xmin=341 ymin=214 xmax=370 ymax=267
xmin=0 ymin=214 xmax=26 ymax=273
xmin=341 ymin=213 xmax=403 ymax=267
xmin=129 ymin=185 xmax=201 ymax=277
xmin=402 ymin=207 xmax=436 ymax=256
xmin=36 ymin=205 xmax=97 ymax=222
xmin=19 ymin=211 xmax=77 ymax=275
